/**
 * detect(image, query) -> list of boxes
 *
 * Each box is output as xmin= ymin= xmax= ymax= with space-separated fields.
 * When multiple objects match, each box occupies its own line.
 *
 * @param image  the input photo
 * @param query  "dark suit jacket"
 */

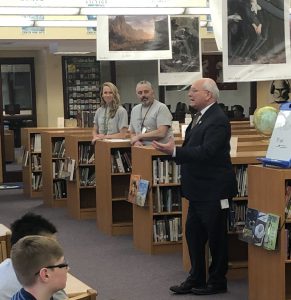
xmin=176 ymin=103 xmax=237 ymax=202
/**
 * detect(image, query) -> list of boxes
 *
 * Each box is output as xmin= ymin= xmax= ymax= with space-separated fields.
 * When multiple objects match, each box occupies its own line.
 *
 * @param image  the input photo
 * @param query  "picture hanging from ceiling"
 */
xmin=222 ymin=0 xmax=291 ymax=82
xmin=158 ymin=16 xmax=201 ymax=85
xmin=97 ymin=15 xmax=172 ymax=60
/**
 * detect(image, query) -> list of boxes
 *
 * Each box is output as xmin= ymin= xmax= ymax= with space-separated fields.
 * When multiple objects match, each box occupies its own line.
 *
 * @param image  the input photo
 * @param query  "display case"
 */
xmin=62 ymin=56 xmax=101 ymax=125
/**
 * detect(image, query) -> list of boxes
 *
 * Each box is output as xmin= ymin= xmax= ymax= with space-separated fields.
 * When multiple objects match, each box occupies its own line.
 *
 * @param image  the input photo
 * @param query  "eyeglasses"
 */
xmin=189 ymin=89 xmax=208 ymax=93
xmin=35 ymin=261 xmax=69 ymax=276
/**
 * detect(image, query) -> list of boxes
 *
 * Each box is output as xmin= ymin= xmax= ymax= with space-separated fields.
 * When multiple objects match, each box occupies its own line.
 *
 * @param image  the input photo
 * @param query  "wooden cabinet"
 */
xmin=131 ymin=146 xmax=182 ymax=254
xmin=248 ymin=165 xmax=291 ymax=300
xmin=21 ymin=128 xmax=44 ymax=198
xmin=62 ymin=56 xmax=100 ymax=123
xmin=65 ymin=134 xmax=96 ymax=220
xmin=95 ymin=140 xmax=132 ymax=235
xmin=41 ymin=129 xmax=91 ymax=207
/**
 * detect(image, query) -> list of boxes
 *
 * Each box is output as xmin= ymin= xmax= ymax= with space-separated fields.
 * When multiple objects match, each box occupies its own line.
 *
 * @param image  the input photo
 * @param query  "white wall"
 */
xmin=115 ymin=60 xmax=251 ymax=117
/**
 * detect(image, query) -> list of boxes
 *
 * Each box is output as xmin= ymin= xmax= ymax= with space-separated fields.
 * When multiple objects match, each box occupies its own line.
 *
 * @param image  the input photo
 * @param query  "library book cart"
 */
xmin=182 ymin=150 xmax=267 ymax=278
xmin=65 ymin=134 xmax=96 ymax=220
xmin=95 ymin=139 xmax=133 ymax=235
xmin=248 ymin=165 xmax=291 ymax=300
xmin=131 ymin=146 xmax=182 ymax=254
xmin=41 ymin=129 xmax=91 ymax=208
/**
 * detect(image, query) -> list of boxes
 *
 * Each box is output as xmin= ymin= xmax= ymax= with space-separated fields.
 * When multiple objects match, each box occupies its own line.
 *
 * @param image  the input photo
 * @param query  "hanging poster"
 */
xmin=97 ymin=15 xmax=172 ymax=61
xmin=222 ymin=0 xmax=291 ymax=82
xmin=158 ymin=16 xmax=201 ymax=85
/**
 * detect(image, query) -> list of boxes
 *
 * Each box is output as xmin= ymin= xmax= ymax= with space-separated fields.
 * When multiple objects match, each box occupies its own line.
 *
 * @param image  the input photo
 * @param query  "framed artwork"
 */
xmin=97 ymin=15 xmax=172 ymax=61
xmin=202 ymin=54 xmax=237 ymax=90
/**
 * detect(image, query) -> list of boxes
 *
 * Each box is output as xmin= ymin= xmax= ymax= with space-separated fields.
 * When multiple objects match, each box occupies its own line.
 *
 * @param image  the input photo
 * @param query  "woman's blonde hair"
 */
xmin=100 ymin=82 xmax=121 ymax=118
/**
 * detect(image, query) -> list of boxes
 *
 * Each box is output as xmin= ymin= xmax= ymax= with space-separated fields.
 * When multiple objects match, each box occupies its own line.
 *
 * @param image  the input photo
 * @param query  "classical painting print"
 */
xmin=222 ymin=0 xmax=291 ymax=82
xmin=202 ymin=54 xmax=237 ymax=90
xmin=109 ymin=16 xmax=169 ymax=51
xmin=158 ymin=16 xmax=202 ymax=85
xmin=97 ymin=15 xmax=172 ymax=61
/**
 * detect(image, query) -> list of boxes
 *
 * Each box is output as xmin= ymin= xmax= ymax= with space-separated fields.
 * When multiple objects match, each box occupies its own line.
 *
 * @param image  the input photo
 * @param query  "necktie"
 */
xmin=191 ymin=112 xmax=201 ymax=129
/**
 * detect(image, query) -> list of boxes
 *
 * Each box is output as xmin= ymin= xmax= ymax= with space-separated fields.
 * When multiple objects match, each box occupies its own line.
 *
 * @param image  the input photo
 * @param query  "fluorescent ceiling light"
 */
xmin=0 ymin=0 xmax=206 ymax=8
xmin=81 ymin=7 xmax=185 ymax=15
xmin=53 ymin=51 xmax=91 ymax=55
xmin=0 ymin=7 xmax=80 ymax=15
xmin=185 ymin=7 xmax=211 ymax=14
xmin=35 ymin=20 xmax=96 ymax=27
xmin=0 ymin=18 xmax=34 ymax=26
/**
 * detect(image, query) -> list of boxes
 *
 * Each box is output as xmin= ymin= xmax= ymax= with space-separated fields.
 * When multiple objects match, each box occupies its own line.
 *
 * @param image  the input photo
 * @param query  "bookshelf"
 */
xmin=95 ymin=140 xmax=132 ymax=235
xmin=131 ymin=146 xmax=182 ymax=254
xmin=65 ymin=134 xmax=96 ymax=220
xmin=41 ymin=130 xmax=91 ymax=208
xmin=62 ymin=56 xmax=100 ymax=123
xmin=248 ymin=165 xmax=291 ymax=300
xmin=182 ymin=151 xmax=267 ymax=278
xmin=21 ymin=127 xmax=70 ymax=198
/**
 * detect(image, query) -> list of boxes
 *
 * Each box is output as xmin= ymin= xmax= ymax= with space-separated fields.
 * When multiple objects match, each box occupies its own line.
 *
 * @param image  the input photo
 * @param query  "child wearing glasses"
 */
xmin=10 ymin=235 xmax=69 ymax=300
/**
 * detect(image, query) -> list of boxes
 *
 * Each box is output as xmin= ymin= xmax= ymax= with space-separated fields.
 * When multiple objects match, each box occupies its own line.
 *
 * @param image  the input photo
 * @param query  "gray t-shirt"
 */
xmin=93 ymin=105 xmax=128 ymax=135
xmin=130 ymin=99 xmax=173 ymax=145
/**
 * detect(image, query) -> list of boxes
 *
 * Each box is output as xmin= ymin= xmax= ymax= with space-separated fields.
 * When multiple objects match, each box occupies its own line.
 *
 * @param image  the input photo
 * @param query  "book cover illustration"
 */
xmin=263 ymin=213 xmax=280 ymax=251
xmin=136 ymin=179 xmax=150 ymax=207
xmin=240 ymin=207 xmax=258 ymax=244
xmin=253 ymin=212 xmax=268 ymax=247
xmin=128 ymin=174 xmax=141 ymax=204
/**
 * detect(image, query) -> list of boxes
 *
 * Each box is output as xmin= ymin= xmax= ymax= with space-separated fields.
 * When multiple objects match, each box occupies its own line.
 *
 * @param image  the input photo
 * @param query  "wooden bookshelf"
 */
xmin=95 ymin=140 xmax=132 ymax=235
xmin=182 ymin=150 xmax=267 ymax=278
xmin=131 ymin=146 xmax=182 ymax=254
xmin=248 ymin=165 xmax=291 ymax=300
xmin=65 ymin=134 xmax=96 ymax=220
xmin=21 ymin=127 xmax=70 ymax=198
xmin=41 ymin=129 xmax=91 ymax=208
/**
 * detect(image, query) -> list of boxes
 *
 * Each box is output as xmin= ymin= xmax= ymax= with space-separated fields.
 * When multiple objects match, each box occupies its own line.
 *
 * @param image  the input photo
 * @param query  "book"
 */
xmin=128 ymin=174 xmax=141 ymax=204
xmin=240 ymin=207 xmax=258 ymax=244
xmin=285 ymin=183 xmax=291 ymax=218
xmin=263 ymin=213 xmax=280 ymax=251
xmin=136 ymin=179 xmax=150 ymax=207
xmin=253 ymin=212 xmax=268 ymax=247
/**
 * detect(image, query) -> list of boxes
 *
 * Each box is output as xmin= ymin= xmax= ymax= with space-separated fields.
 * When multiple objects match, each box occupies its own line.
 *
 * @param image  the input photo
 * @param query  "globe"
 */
xmin=253 ymin=106 xmax=279 ymax=136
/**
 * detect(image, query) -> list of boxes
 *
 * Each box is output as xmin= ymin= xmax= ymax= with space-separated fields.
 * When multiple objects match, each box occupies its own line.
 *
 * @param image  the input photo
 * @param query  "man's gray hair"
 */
xmin=202 ymin=78 xmax=219 ymax=101
xmin=136 ymin=80 xmax=153 ymax=89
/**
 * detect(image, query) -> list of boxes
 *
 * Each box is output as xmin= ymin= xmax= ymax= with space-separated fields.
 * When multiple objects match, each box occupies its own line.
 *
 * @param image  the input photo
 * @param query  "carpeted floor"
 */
xmin=0 ymin=189 xmax=248 ymax=300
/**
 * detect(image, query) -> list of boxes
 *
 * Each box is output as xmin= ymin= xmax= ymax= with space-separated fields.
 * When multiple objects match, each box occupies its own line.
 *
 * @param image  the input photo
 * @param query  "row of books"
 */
xmin=285 ymin=180 xmax=291 ymax=219
xmin=152 ymin=158 xmax=181 ymax=185
xmin=153 ymin=216 xmax=182 ymax=243
xmin=31 ymin=154 xmax=42 ymax=172
xmin=53 ymin=180 xmax=67 ymax=199
xmin=52 ymin=160 xmax=68 ymax=180
xmin=111 ymin=150 xmax=132 ymax=174
xmin=31 ymin=173 xmax=42 ymax=191
xmin=80 ymin=167 xmax=96 ymax=187
xmin=30 ymin=133 xmax=41 ymax=152
xmin=76 ymin=111 xmax=96 ymax=128
xmin=240 ymin=207 xmax=280 ymax=251
xmin=285 ymin=228 xmax=291 ymax=259
xmin=228 ymin=201 xmax=247 ymax=232
xmin=234 ymin=164 xmax=248 ymax=197
xmin=78 ymin=144 xmax=95 ymax=164
xmin=153 ymin=186 xmax=182 ymax=213
xmin=52 ymin=139 xmax=65 ymax=158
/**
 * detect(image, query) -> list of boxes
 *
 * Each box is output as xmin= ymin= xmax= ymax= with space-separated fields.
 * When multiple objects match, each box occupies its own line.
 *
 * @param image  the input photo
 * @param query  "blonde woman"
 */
xmin=92 ymin=82 xmax=128 ymax=143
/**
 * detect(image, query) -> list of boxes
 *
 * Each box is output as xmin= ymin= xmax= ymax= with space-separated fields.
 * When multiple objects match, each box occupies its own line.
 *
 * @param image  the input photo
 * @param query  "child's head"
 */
xmin=11 ymin=235 xmax=68 ymax=293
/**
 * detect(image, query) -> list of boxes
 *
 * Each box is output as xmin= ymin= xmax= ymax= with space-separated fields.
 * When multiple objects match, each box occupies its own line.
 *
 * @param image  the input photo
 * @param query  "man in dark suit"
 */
xmin=152 ymin=78 xmax=237 ymax=295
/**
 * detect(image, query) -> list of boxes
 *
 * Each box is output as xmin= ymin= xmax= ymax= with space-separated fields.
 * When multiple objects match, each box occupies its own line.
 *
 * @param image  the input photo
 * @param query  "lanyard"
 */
xmin=103 ymin=106 xmax=110 ymax=134
xmin=140 ymin=102 xmax=153 ymax=131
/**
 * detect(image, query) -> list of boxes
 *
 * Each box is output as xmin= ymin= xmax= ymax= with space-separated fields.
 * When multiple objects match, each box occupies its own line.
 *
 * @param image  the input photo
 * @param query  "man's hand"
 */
xmin=131 ymin=134 xmax=142 ymax=145
xmin=152 ymin=137 xmax=175 ymax=155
